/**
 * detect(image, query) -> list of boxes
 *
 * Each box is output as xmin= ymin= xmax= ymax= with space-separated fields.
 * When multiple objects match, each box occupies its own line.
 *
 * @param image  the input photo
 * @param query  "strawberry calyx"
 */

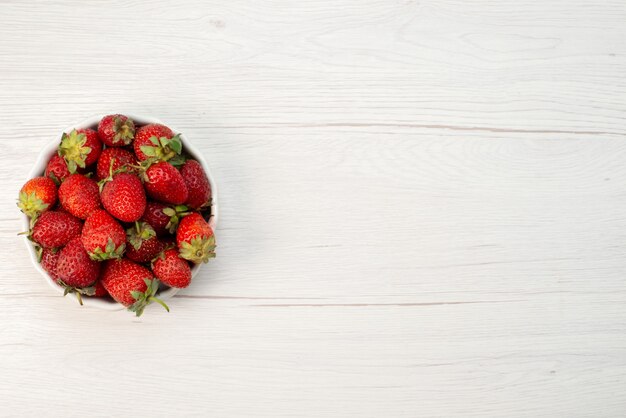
xmin=150 ymin=243 xmax=177 ymax=266
xmin=112 ymin=116 xmax=135 ymax=145
xmin=17 ymin=191 xmax=50 ymax=219
xmin=128 ymin=278 xmax=170 ymax=317
xmin=48 ymin=171 xmax=61 ymax=186
xmin=88 ymin=237 xmax=126 ymax=261
xmin=97 ymin=157 xmax=133 ymax=192
xmin=179 ymin=234 xmax=216 ymax=264
xmin=58 ymin=130 xmax=91 ymax=174
xmin=162 ymin=205 xmax=190 ymax=233
xmin=57 ymin=279 xmax=96 ymax=306
xmin=127 ymin=221 xmax=156 ymax=250
xmin=139 ymin=134 xmax=185 ymax=165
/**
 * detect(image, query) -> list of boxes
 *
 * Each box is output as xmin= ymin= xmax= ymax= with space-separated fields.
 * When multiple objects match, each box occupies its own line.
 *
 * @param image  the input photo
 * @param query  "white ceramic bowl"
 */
xmin=21 ymin=114 xmax=218 ymax=310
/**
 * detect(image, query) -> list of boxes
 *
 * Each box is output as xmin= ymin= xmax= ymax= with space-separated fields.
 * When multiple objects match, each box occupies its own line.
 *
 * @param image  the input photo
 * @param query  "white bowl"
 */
xmin=21 ymin=114 xmax=219 ymax=310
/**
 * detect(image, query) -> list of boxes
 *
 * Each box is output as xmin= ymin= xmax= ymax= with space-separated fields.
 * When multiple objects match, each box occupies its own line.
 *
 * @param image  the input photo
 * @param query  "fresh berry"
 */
xmin=100 ymin=173 xmax=146 ymax=222
xmin=56 ymin=237 xmax=100 ymax=305
xmin=98 ymin=114 xmax=135 ymax=147
xmin=141 ymin=201 xmax=170 ymax=236
xmin=17 ymin=177 xmax=57 ymax=219
xmin=96 ymin=148 xmax=136 ymax=180
xmin=176 ymin=213 xmax=216 ymax=264
xmin=81 ymin=210 xmax=126 ymax=260
xmin=41 ymin=247 xmax=61 ymax=281
xmin=141 ymin=161 xmax=188 ymax=204
xmin=58 ymin=174 xmax=101 ymax=219
xmin=152 ymin=248 xmax=192 ymax=288
xmin=126 ymin=222 xmax=164 ymax=263
xmin=45 ymin=155 xmax=71 ymax=184
xmin=58 ymin=128 xmax=102 ymax=173
xmin=141 ymin=202 xmax=189 ymax=236
xmin=92 ymin=280 xmax=108 ymax=297
xmin=101 ymin=259 xmax=169 ymax=316
xmin=134 ymin=124 xmax=183 ymax=162
xmin=31 ymin=210 xmax=82 ymax=248
xmin=181 ymin=160 xmax=211 ymax=209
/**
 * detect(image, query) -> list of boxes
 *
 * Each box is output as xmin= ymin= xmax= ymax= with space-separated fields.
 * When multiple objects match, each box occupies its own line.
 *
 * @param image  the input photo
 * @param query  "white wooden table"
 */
xmin=1 ymin=1 xmax=625 ymax=416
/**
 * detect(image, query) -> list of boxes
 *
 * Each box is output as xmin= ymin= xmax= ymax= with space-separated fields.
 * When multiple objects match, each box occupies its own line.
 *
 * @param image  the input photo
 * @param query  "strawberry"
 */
xmin=58 ymin=128 xmax=102 ymax=173
xmin=142 ymin=202 xmax=189 ymax=235
xmin=87 ymin=280 xmax=107 ymax=297
xmin=45 ymin=154 xmax=71 ymax=184
xmin=141 ymin=201 xmax=170 ymax=236
xmin=98 ymin=114 xmax=135 ymax=147
xmin=41 ymin=247 xmax=61 ymax=281
xmin=58 ymin=174 xmax=101 ymax=219
xmin=56 ymin=237 xmax=100 ymax=305
xmin=101 ymin=259 xmax=169 ymax=315
xmin=31 ymin=210 xmax=82 ymax=248
xmin=100 ymin=173 xmax=146 ymax=222
xmin=17 ymin=177 xmax=57 ymax=219
xmin=125 ymin=222 xmax=164 ymax=263
xmin=134 ymin=124 xmax=176 ymax=161
xmin=96 ymin=148 xmax=136 ymax=180
xmin=81 ymin=210 xmax=126 ymax=260
xmin=181 ymin=160 xmax=211 ymax=209
xmin=152 ymin=248 xmax=191 ymax=288
xmin=176 ymin=213 xmax=216 ymax=264
xmin=141 ymin=161 xmax=188 ymax=204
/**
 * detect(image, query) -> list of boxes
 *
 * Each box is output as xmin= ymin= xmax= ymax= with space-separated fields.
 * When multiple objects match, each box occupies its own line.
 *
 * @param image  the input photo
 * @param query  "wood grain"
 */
xmin=1 ymin=0 xmax=625 ymax=417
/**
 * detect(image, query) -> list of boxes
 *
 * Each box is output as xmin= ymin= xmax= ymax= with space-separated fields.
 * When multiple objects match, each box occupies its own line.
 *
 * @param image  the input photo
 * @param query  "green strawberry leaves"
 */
xmin=140 ymin=134 xmax=183 ymax=162
xmin=128 ymin=278 xmax=170 ymax=317
xmin=127 ymin=222 xmax=156 ymax=250
xmin=17 ymin=191 xmax=49 ymax=219
xmin=88 ymin=238 xmax=126 ymax=261
xmin=58 ymin=130 xmax=90 ymax=174
xmin=178 ymin=235 xmax=216 ymax=264
xmin=112 ymin=116 xmax=135 ymax=145
xmin=162 ymin=205 xmax=190 ymax=234
xmin=48 ymin=172 xmax=61 ymax=186
xmin=57 ymin=279 xmax=96 ymax=306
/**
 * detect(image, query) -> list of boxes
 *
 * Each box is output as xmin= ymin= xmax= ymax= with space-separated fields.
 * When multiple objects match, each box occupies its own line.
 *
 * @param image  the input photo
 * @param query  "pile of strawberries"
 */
xmin=18 ymin=114 xmax=215 ymax=316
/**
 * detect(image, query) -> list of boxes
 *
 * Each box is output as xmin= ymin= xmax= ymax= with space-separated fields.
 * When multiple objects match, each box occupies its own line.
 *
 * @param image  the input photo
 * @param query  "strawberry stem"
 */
xmin=150 ymin=297 xmax=170 ymax=312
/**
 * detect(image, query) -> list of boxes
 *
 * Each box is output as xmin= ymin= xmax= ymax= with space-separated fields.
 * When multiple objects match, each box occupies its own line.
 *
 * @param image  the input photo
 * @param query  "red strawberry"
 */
xmin=152 ymin=248 xmax=191 ymax=288
xmin=41 ymin=247 xmax=61 ymax=281
xmin=81 ymin=210 xmax=126 ymax=260
xmin=96 ymin=148 xmax=136 ymax=180
xmin=181 ymin=160 xmax=211 ymax=209
xmin=141 ymin=201 xmax=169 ymax=236
xmin=176 ymin=213 xmax=216 ymax=264
xmin=58 ymin=174 xmax=101 ymax=219
xmin=58 ymin=128 xmax=102 ymax=173
xmin=98 ymin=114 xmax=135 ymax=147
xmin=31 ymin=210 xmax=82 ymax=248
xmin=141 ymin=161 xmax=188 ymax=204
xmin=101 ymin=259 xmax=169 ymax=315
xmin=18 ymin=176 xmax=57 ymax=219
xmin=92 ymin=280 xmax=108 ymax=297
xmin=134 ymin=124 xmax=175 ymax=161
xmin=45 ymin=154 xmax=71 ymax=184
xmin=100 ymin=173 xmax=146 ymax=222
xmin=126 ymin=222 xmax=164 ymax=263
xmin=56 ymin=237 xmax=100 ymax=304
xmin=141 ymin=202 xmax=189 ymax=236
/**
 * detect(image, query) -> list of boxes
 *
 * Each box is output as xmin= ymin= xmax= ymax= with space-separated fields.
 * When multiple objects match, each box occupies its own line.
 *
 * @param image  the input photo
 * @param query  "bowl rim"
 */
xmin=21 ymin=114 xmax=218 ymax=311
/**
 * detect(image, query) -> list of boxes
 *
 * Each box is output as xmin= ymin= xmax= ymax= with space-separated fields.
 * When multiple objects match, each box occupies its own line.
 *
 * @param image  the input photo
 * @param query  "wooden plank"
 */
xmin=0 ymin=1 xmax=625 ymax=416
